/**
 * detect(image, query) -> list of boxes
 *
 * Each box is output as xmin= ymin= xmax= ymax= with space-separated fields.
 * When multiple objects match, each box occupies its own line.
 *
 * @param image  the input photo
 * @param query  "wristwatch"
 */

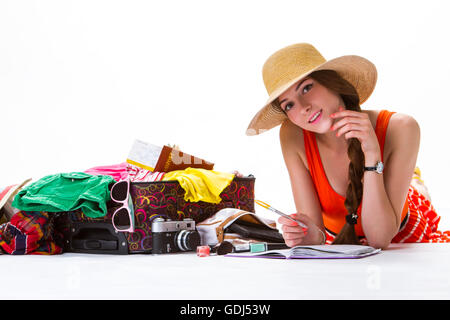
xmin=364 ymin=161 xmax=384 ymax=174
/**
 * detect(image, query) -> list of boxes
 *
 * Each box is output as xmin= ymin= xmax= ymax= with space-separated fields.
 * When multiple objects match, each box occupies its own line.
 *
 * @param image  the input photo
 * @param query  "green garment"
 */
xmin=12 ymin=172 xmax=114 ymax=218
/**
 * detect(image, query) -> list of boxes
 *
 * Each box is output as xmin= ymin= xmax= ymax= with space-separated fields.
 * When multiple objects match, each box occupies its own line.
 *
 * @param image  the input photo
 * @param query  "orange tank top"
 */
xmin=303 ymin=110 xmax=409 ymax=237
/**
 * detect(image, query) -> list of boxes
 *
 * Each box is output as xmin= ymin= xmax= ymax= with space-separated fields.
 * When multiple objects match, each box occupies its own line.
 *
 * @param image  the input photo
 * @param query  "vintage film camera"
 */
xmin=151 ymin=217 xmax=201 ymax=254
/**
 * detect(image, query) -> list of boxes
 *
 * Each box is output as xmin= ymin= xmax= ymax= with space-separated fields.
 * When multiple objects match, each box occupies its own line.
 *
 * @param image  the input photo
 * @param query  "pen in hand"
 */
xmin=255 ymin=200 xmax=308 ymax=229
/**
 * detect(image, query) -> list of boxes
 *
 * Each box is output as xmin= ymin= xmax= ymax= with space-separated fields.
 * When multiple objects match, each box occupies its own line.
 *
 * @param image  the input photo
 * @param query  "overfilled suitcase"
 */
xmin=57 ymin=175 xmax=256 ymax=254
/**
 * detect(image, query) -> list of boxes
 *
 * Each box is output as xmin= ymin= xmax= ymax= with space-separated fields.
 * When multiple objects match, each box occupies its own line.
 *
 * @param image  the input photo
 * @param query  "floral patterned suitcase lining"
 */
xmin=64 ymin=177 xmax=255 ymax=253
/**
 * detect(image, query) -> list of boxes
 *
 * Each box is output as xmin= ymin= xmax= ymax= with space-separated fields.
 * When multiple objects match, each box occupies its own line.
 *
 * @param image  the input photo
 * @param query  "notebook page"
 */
xmin=224 ymin=245 xmax=380 ymax=259
xmin=227 ymin=248 xmax=293 ymax=258
xmin=291 ymin=245 xmax=379 ymax=257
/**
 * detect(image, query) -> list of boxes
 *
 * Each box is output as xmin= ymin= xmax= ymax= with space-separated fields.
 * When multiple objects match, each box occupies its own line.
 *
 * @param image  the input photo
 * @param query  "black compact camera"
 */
xmin=151 ymin=217 xmax=201 ymax=254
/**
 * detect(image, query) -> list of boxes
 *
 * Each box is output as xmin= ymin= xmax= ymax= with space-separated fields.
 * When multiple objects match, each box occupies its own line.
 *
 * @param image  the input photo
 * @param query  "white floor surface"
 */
xmin=2 ymin=209 xmax=450 ymax=300
xmin=1 ymin=242 xmax=450 ymax=300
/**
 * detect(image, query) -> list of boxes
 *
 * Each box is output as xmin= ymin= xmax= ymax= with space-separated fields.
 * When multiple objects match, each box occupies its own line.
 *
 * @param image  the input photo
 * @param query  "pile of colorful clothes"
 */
xmin=0 ymin=172 xmax=115 ymax=254
xmin=0 ymin=163 xmax=235 ymax=255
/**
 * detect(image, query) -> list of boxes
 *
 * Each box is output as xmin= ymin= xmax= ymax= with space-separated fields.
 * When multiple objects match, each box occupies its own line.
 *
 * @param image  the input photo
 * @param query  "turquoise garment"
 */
xmin=12 ymin=172 xmax=114 ymax=218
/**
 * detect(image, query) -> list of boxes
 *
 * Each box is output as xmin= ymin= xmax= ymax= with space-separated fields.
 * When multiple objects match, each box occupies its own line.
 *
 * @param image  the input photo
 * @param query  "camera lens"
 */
xmin=176 ymin=230 xmax=201 ymax=251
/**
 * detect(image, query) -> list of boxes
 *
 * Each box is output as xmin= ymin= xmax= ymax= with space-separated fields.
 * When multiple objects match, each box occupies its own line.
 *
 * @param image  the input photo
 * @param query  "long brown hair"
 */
xmin=274 ymin=70 xmax=364 ymax=244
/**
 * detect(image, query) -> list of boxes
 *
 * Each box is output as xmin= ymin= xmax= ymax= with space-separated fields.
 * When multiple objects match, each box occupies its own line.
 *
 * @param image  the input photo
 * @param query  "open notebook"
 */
xmin=225 ymin=244 xmax=381 ymax=259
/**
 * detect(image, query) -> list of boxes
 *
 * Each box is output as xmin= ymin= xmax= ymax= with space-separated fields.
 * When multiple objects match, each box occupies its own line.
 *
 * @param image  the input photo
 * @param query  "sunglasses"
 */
xmin=110 ymin=179 xmax=135 ymax=233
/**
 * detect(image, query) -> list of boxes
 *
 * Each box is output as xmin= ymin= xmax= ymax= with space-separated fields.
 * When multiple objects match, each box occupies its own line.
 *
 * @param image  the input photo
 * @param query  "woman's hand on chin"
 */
xmin=330 ymin=106 xmax=381 ymax=160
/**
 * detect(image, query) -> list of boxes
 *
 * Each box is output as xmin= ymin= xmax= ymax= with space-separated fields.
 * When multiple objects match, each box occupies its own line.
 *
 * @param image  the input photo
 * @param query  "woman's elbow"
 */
xmin=367 ymin=238 xmax=391 ymax=250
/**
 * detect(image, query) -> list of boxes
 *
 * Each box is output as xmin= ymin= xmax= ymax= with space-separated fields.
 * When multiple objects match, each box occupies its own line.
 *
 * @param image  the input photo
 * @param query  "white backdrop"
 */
xmin=1 ymin=0 xmax=449 ymax=224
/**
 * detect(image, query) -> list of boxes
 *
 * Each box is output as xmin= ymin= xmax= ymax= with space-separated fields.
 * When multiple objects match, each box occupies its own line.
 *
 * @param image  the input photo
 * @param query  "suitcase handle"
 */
xmin=68 ymin=222 xmax=129 ymax=254
xmin=73 ymin=239 xmax=118 ymax=250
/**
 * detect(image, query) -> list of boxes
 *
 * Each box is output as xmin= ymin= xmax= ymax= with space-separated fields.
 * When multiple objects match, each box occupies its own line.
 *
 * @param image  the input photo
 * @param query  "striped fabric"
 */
xmin=324 ymin=185 xmax=450 ymax=244
xmin=126 ymin=163 xmax=165 ymax=182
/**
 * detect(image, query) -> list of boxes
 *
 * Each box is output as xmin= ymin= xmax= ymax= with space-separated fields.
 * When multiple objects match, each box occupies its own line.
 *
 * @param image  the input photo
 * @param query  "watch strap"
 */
xmin=364 ymin=161 xmax=384 ymax=173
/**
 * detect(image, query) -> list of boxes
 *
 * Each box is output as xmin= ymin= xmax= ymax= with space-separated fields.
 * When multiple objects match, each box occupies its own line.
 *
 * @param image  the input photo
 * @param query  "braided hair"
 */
xmin=273 ymin=70 xmax=364 ymax=244
xmin=309 ymin=70 xmax=364 ymax=244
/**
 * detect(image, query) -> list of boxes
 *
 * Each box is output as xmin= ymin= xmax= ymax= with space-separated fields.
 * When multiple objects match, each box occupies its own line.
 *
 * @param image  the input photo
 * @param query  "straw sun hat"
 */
xmin=246 ymin=43 xmax=377 ymax=136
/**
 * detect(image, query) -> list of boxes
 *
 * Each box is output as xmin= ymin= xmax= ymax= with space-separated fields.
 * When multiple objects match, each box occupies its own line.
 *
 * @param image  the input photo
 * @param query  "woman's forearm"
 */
xmin=360 ymin=170 xmax=400 ymax=249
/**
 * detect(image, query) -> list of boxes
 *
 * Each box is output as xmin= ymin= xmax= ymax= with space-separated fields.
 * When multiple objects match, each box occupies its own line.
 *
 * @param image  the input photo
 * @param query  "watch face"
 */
xmin=376 ymin=162 xmax=384 ymax=173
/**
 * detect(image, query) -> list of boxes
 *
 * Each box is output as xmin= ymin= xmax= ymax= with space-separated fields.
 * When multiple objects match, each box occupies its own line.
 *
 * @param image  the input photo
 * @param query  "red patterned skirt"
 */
xmin=391 ymin=185 xmax=450 ymax=243
xmin=325 ymin=185 xmax=450 ymax=244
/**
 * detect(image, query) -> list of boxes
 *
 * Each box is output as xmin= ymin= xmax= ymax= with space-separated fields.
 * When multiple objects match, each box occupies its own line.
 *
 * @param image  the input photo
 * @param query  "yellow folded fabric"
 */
xmin=162 ymin=168 xmax=235 ymax=204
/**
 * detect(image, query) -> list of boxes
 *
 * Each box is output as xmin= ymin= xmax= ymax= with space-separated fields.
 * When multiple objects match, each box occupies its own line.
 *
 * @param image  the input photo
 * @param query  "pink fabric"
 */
xmin=126 ymin=163 xmax=165 ymax=182
xmin=84 ymin=162 xmax=129 ymax=181
xmin=84 ymin=162 xmax=166 ymax=182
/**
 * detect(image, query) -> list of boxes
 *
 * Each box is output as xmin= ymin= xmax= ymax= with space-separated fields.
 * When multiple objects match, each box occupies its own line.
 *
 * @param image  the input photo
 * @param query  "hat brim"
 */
xmin=246 ymin=55 xmax=377 ymax=136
